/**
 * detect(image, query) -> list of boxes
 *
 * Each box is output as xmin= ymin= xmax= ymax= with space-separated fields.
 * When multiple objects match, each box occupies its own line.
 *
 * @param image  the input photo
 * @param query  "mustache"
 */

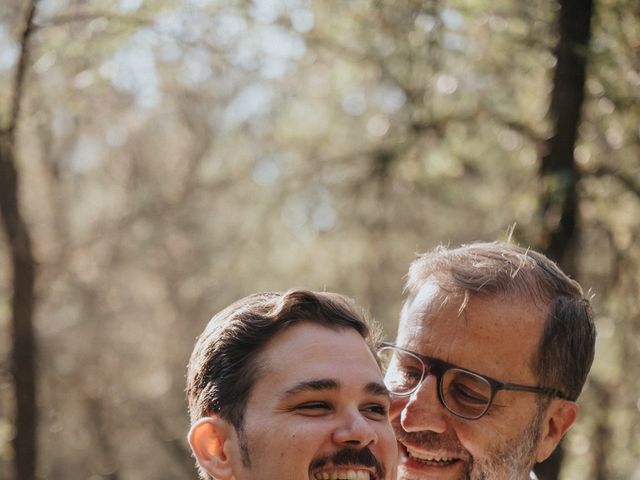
xmin=310 ymin=447 xmax=385 ymax=478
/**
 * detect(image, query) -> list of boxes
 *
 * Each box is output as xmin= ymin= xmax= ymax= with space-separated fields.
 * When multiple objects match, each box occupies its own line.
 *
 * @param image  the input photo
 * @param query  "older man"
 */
xmin=186 ymin=289 xmax=398 ymax=480
xmin=380 ymin=242 xmax=596 ymax=480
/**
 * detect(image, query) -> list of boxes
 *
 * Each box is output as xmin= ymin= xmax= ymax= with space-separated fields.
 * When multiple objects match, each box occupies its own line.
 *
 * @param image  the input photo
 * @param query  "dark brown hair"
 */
xmin=404 ymin=242 xmax=596 ymax=401
xmin=186 ymin=288 xmax=378 ymax=430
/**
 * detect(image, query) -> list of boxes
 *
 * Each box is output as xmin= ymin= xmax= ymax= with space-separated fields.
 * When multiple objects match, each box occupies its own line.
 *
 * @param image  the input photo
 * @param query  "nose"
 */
xmin=332 ymin=409 xmax=378 ymax=447
xmin=399 ymin=374 xmax=448 ymax=434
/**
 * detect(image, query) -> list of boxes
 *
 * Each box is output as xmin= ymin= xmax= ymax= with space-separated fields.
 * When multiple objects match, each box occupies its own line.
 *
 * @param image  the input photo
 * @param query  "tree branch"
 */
xmin=4 ymin=0 xmax=38 ymax=142
xmin=589 ymin=166 xmax=640 ymax=199
xmin=34 ymin=11 xmax=151 ymax=29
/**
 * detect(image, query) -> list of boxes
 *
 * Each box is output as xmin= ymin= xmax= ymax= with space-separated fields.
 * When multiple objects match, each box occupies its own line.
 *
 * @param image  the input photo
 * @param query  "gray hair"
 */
xmin=405 ymin=242 xmax=596 ymax=401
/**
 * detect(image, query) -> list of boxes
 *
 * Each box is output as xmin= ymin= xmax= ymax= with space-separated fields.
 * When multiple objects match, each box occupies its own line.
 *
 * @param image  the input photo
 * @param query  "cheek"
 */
xmin=452 ymin=415 xmax=519 ymax=459
xmin=264 ymin=425 xmax=323 ymax=458
xmin=249 ymin=431 xmax=311 ymax=475
xmin=389 ymin=397 xmax=407 ymax=420
xmin=381 ymin=424 xmax=400 ymax=460
xmin=452 ymin=421 xmax=485 ymax=453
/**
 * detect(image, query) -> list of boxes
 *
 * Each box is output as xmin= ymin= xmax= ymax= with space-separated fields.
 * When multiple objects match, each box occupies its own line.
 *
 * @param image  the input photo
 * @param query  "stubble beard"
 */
xmin=396 ymin=404 xmax=545 ymax=480
xmin=465 ymin=404 xmax=545 ymax=480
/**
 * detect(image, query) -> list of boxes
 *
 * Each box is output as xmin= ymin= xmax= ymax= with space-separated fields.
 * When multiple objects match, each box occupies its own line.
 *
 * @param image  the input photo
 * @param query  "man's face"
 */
xmin=391 ymin=280 xmax=549 ymax=480
xmin=226 ymin=322 xmax=398 ymax=480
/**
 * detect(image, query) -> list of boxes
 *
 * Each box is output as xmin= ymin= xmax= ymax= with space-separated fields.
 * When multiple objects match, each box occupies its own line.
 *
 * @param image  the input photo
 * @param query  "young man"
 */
xmin=381 ymin=242 xmax=596 ymax=480
xmin=187 ymin=289 xmax=398 ymax=480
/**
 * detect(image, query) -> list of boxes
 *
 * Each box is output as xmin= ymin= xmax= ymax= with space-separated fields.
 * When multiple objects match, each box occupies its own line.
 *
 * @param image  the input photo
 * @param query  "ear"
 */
xmin=188 ymin=416 xmax=235 ymax=479
xmin=535 ymin=400 xmax=579 ymax=463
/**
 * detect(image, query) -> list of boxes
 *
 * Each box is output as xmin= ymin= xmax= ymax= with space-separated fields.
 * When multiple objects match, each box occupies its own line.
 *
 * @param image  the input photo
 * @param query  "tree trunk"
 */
xmin=535 ymin=0 xmax=594 ymax=479
xmin=0 ymin=138 xmax=38 ymax=480
xmin=0 ymin=1 xmax=39 ymax=479
xmin=538 ymin=0 xmax=593 ymax=273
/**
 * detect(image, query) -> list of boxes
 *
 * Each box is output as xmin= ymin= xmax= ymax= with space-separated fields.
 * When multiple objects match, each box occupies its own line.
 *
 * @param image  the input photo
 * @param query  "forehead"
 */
xmin=398 ymin=280 xmax=546 ymax=382
xmin=253 ymin=322 xmax=383 ymax=396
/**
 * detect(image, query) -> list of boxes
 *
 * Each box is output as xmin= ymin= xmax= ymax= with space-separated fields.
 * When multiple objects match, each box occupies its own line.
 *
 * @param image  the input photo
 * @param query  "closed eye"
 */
xmin=361 ymin=403 xmax=389 ymax=418
xmin=451 ymin=383 xmax=489 ymax=405
xmin=295 ymin=402 xmax=332 ymax=415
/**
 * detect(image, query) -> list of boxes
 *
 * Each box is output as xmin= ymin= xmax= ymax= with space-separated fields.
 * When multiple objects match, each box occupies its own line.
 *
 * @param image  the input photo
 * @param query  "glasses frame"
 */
xmin=378 ymin=342 xmax=568 ymax=420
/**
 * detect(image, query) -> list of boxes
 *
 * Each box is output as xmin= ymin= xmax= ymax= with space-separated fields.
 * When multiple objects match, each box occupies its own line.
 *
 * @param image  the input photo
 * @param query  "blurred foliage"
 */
xmin=0 ymin=0 xmax=638 ymax=479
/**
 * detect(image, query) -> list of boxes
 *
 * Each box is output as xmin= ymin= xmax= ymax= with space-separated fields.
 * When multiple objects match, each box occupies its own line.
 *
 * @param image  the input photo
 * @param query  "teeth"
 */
xmin=312 ymin=469 xmax=371 ymax=480
xmin=407 ymin=447 xmax=455 ymax=463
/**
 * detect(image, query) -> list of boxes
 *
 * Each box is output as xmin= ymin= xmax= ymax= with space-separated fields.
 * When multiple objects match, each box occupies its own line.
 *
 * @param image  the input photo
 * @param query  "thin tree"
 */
xmin=0 ymin=1 xmax=39 ymax=479
xmin=534 ymin=0 xmax=594 ymax=479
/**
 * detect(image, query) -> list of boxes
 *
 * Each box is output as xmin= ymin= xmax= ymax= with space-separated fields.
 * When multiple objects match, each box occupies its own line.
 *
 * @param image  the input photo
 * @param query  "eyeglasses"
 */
xmin=378 ymin=343 xmax=567 ymax=420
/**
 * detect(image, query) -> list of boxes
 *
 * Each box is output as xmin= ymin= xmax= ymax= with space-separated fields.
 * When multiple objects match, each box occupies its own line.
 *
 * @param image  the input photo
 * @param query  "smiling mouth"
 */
xmin=396 ymin=440 xmax=465 ymax=470
xmin=311 ymin=468 xmax=375 ymax=480
xmin=406 ymin=446 xmax=459 ymax=466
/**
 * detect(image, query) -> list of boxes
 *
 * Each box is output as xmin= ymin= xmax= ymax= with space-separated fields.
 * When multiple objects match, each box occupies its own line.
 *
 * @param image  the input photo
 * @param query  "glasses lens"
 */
xmin=442 ymin=368 xmax=492 ymax=419
xmin=379 ymin=347 xmax=424 ymax=395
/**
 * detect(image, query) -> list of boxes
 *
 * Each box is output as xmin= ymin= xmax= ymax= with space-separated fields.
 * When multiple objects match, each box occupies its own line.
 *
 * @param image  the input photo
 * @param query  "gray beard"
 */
xmin=397 ymin=404 xmax=545 ymax=480
xmin=465 ymin=405 xmax=545 ymax=480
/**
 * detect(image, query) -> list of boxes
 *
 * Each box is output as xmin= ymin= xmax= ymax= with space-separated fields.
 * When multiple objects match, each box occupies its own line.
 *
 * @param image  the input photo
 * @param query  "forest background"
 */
xmin=0 ymin=0 xmax=638 ymax=479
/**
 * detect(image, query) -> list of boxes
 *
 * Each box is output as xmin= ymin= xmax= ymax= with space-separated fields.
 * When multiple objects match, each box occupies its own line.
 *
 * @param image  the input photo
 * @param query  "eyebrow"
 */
xmin=281 ymin=379 xmax=339 ymax=398
xmin=365 ymin=381 xmax=390 ymax=397
xmin=280 ymin=379 xmax=389 ymax=399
